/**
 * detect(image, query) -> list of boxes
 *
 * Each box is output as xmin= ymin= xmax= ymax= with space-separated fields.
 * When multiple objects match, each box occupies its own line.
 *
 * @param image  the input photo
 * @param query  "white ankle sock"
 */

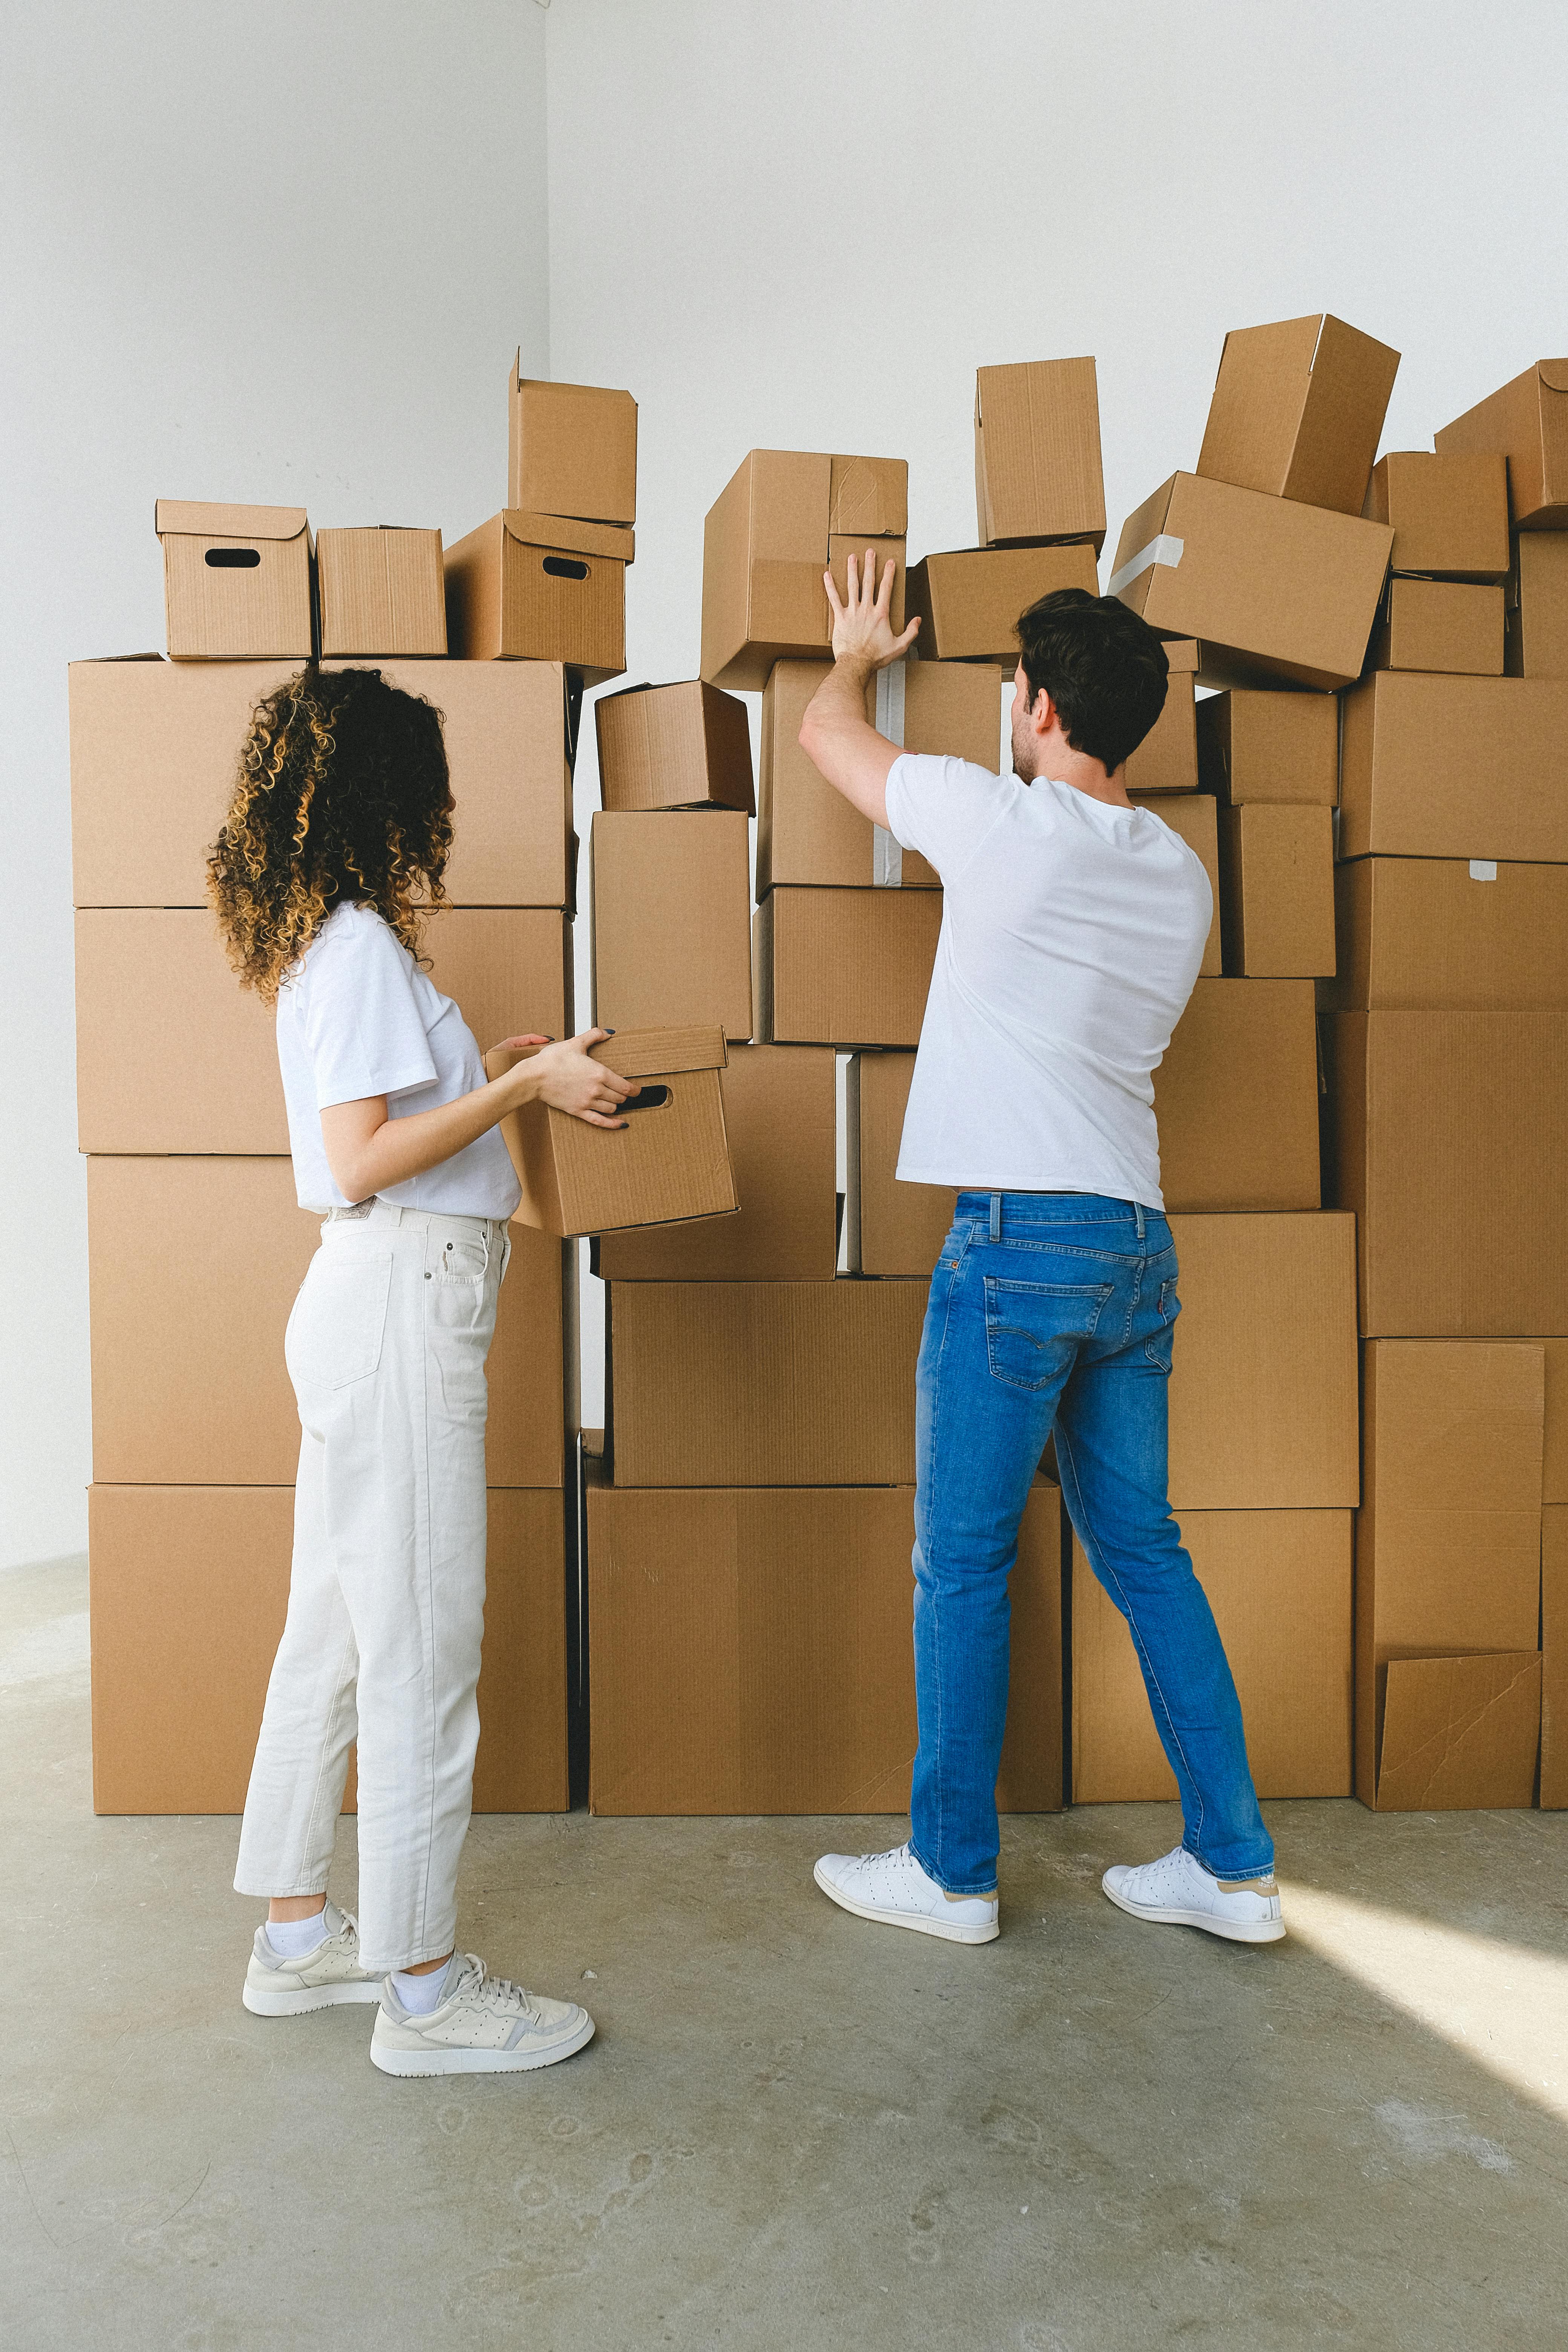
xmin=392 ymin=1958 xmax=453 ymax=2014
xmin=267 ymin=1907 xmax=329 ymax=1957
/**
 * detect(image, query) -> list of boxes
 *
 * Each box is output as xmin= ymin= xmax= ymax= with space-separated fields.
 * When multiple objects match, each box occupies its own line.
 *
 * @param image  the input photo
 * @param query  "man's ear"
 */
xmin=1030 ymin=684 xmax=1054 ymax=735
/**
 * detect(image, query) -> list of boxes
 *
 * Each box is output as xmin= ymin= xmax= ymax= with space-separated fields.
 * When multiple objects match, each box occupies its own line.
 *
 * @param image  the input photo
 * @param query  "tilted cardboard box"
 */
xmin=845 ymin=1050 xmax=956 ymax=1279
xmin=1544 ymin=1507 xmax=1568 ymax=1808
xmin=1196 ymin=312 xmax=1399 ymax=517
xmin=1436 ymin=360 xmax=1568 ymax=530
xmin=590 ymin=809 xmax=753 ymax=1038
xmin=1355 ymin=1341 xmax=1544 ymax=1811
xmin=88 ymin=1482 xmax=569 ymax=1813
xmin=1363 ymin=451 xmax=1510 ymax=580
xmin=1195 ymin=687 xmax=1338 ymax=807
xmin=444 ymin=511 xmax=630 ymax=682
xmin=1071 ymin=1510 xmax=1353 ymax=1802
xmin=1217 ymin=802 xmax=1336 ymax=978
xmin=1323 ymin=856 xmax=1568 ymax=1012
xmin=700 ymin=449 xmax=907 ymax=691
xmin=973 ymin=358 xmax=1106 ymax=551
xmin=155 ymin=500 xmax=313 ymax=661
xmin=754 ymin=887 xmax=942 ymax=1049
xmin=607 ymin=1277 xmax=928 ymax=1487
xmin=1507 ymin=533 xmax=1568 ymax=677
xmin=586 ymin=1474 xmax=1063 ymax=1816
xmin=595 ymin=679 xmax=754 ymax=815
xmin=1337 ymin=674 xmax=1568 ymax=861
xmin=1365 ymin=578 xmax=1504 ymax=676
xmin=903 ymin=542 xmax=1099 ymax=665
xmin=315 ymin=527 xmax=447 ymax=657
xmin=1153 ymin=978 xmax=1321 ymax=1213
xmin=508 ymin=363 xmax=637 ymax=525
xmin=593 ymin=1044 xmax=836 ymax=1282
xmin=1110 ymin=473 xmax=1393 ymax=691
xmin=1123 ymin=669 xmax=1198 ymax=795
xmin=1129 ymin=793 xmax=1220 ymax=975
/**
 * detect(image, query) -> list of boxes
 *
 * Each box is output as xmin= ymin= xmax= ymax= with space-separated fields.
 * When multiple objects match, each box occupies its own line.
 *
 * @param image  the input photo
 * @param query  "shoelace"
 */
xmin=454 ymin=1955 xmax=542 ymax=2025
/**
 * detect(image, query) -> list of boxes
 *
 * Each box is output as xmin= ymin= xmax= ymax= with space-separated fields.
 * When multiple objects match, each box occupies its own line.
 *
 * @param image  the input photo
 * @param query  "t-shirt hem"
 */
xmin=315 ymin=1063 xmax=440 ymax=1112
xmin=897 ymin=1164 xmax=1166 ymax=1213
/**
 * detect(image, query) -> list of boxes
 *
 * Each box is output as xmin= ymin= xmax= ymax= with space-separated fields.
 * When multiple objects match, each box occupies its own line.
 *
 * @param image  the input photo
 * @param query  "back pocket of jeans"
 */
xmin=286 ymin=1249 xmax=394 ymax=1392
xmin=983 ymin=1276 xmax=1114 ymax=1392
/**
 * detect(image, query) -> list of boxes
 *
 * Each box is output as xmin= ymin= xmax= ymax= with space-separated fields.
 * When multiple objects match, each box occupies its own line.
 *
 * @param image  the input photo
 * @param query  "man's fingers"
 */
xmin=824 ymin=568 xmax=847 ymax=623
xmin=891 ymin=616 xmax=921 ymax=657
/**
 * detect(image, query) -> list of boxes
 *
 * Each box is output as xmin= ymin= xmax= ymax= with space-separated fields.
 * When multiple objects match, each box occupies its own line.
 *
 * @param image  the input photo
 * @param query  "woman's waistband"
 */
xmin=324 ymin=1198 xmax=510 ymax=1242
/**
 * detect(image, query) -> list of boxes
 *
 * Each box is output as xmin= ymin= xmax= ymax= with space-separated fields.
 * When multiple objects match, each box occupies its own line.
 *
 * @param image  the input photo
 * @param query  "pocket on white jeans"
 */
xmin=286 ymin=1248 xmax=394 ymax=1391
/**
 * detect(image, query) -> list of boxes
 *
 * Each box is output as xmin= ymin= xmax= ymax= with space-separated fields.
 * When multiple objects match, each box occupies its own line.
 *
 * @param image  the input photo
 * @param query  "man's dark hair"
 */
xmin=1015 ymin=587 xmax=1170 ymax=774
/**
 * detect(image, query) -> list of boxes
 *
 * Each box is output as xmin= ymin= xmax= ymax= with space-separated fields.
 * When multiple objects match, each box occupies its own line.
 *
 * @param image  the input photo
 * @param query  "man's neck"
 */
xmin=1031 ymin=760 xmax=1132 ymax=810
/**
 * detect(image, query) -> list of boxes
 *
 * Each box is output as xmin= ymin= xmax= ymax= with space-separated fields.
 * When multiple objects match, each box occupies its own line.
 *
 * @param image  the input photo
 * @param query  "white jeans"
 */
xmin=234 ymin=1201 xmax=510 ymax=1971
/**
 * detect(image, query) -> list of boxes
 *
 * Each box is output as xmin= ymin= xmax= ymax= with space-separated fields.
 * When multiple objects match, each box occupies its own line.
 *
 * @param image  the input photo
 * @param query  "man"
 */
xmin=800 ymin=556 xmax=1282 ymax=1950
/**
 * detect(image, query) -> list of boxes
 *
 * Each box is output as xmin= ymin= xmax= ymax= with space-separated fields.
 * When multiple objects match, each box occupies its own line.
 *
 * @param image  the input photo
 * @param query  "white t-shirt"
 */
xmin=883 ymin=756 xmax=1213 ymax=1210
xmin=276 ymin=902 xmax=521 ymax=1218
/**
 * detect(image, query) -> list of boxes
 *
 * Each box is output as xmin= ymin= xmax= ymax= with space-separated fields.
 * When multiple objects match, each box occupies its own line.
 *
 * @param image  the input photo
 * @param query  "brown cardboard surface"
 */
xmin=1436 ymin=360 xmax=1568 ymax=531
xmin=156 ymin=501 xmax=313 ymax=660
xmin=444 ymin=513 xmax=628 ymax=682
xmin=86 ymin=1155 xmax=568 ymax=1487
xmin=1195 ymin=688 xmax=1338 ymax=807
xmin=593 ymin=1044 xmax=837 ymax=1281
xmin=75 ymin=905 xmax=573 ymax=1155
xmin=1363 ymin=452 xmax=1510 ymax=580
xmin=594 ymin=679 xmax=753 ymax=815
xmin=1372 ymin=1653 xmax=1540 ymax=1811
xmin=828 ymin=454 xmax=908 ymax=539
xmin=315 ymin=528 xmax=447 ymax=657
xmin=755 ymin=887 xmax=942 ymax=1048
xmin=1124 ymin=671 xmax=1197 ymax=795
xmin=1326 ymin=1012 xmax=1568 ymax=1334
xmin=1217 ymin=802 xmax=1336 ymax=977
xmin=1072 ymin=1510 xmax=1352 ymax=1801
xmin=586 ymin=1477 xmax=1062 ymax=1816
xmin=1165 ymin=1213 xmax=1360 ymax=1509
xmin=1508 ymin=533 xmax=1568 ymax=677
xmin=845 ymin=1051 xmax=955 ymax=1279
xmin=1337 ymin=674 xmax=1568 ymax=861
xmin=1195 ymin=313 xmax=1399 ymax=516
xmin=608 ymin=1279 xmax=927 ymax=1488
xmin=89 ymin=1482 xmax=568 ymax=1813
xmin=1111 ymin=472 xmax=1392 ymax=691
xmin=903 ymin=656 xmax=1004 ymax=770
xmin=590 ymin=810 xmax=753 ymax=1038
xmin=1153 ymin=979 xmax=1320 ymax=1213
xmin=1130 ymin=793 xmax=1220 ymax=974
xmin=904 ymin=544 xmax=1100 ymax=665
xmin=973 ymin=358 xmax=1106 ymax=553
xmin=700 ymin=450 xmax=906 ymax=691
xmin=1366 ymin=578 xmax=1505 ymax=676
xmin=1323 ymin=856 xmax=1568 ymax=1012
xmin=508 ymin=367 xmax=637 ymax=526
xmin=1544 ymin=1507 xmax=1568 ymax=1807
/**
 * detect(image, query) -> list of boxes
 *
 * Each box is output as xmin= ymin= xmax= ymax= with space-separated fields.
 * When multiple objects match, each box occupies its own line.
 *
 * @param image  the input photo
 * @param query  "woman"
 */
xmin=210 ymin=664 xmax=631 ymax=2078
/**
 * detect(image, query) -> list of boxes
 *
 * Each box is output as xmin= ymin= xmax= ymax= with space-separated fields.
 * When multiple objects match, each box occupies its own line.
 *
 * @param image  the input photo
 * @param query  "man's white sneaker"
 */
xmin=813 ymin=1843 xmax=999 ymax=1945
xmin=369 ymin=1953 xmax=596 ymax=2077
xmin=242 ymin=1900 xmax=384 ymax=2015
xmin=1102 ymin=1844 xmax=1285 ymax=1945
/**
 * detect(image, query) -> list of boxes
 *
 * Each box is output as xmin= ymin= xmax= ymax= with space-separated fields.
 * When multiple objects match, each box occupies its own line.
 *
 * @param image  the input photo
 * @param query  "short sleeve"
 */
xmin=299 ymin=913 xmax=439 ymax=1110
xmin=885 ymin=753 xmax=1020 ymax=883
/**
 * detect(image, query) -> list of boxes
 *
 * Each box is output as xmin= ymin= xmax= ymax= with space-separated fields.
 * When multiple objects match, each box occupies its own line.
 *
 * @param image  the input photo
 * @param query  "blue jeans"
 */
xmin=909 ymin=1190 xmax=1273 ymax=1894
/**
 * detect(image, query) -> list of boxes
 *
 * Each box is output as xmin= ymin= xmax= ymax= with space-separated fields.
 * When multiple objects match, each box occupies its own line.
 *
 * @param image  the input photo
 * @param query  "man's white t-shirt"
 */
xmin=883 ymin=756 xmax=1213 ymax=1211
xmin=276 ymin=901 xmax=522 ymax=1218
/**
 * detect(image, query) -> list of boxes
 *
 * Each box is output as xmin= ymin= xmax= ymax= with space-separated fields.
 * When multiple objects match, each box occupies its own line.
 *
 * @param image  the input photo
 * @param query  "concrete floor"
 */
xmin=5 ymin=1556 xmax=1567 ymax=2351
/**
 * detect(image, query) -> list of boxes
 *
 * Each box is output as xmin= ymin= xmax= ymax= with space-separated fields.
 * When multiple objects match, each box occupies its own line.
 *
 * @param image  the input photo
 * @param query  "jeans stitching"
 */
xmin=916 ymin=1229 xmax=972 ymax=1893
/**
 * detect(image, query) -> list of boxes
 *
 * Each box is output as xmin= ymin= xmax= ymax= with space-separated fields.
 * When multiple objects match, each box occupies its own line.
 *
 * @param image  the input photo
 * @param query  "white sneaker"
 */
xmin=242 ymin=1900 xmax=383 ymax=2015
xmin=1102 ymin=1844 xmax=1285 ymax=1945
xmin=813 ymin=1843 xmax=999 ymax=1945
xmin=370 ymin=1953 xmax=596 ymax=2077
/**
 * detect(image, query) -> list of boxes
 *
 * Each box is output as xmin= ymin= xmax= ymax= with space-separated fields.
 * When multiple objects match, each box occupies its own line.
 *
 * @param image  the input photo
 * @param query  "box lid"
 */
xmin=155 ymin=501 xmax=308 ymax=542
xmin=828 ymin=454 xmax=908 ymax=538
xmin=502 ymin=510 xmax=635 ymax=564
xmin=592 ymin=1025 xmax=728 ymax=1080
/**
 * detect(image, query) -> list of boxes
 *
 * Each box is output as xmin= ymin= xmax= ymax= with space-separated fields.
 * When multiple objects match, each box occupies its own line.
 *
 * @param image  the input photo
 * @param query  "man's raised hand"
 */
xmin=823 ymin=548 xmax=921 ymax=670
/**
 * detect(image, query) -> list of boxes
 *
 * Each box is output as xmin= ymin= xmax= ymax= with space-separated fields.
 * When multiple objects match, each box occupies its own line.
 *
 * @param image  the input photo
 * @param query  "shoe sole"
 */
xmin=813 ymin=1860 xmax=999 ymax=1945
xmin=243 ymin=1977 xmax=385 ymax=2016
xmin=1101 ymin=1885 xmax=1285 ymax=1945
xmin=369 ymin=2014 xmax=597 ymax=2077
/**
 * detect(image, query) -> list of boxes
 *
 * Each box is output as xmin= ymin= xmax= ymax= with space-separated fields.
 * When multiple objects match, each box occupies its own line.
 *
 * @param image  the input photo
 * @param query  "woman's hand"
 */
xmin=518 ymin=1028 xmax=640 ymax=1130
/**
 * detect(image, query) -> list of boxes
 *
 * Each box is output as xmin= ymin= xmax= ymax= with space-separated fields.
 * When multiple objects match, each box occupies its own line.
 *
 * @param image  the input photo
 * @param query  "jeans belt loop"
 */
xmin=1134 ymin=1199 xmax=1146 ymax=1242
xmin=989 ymin=1193 xmax=1002 ymax=1242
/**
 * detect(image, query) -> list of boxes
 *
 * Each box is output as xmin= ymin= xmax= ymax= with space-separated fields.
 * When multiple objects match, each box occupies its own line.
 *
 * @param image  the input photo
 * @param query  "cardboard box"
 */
xmin=593 ymin=1044 xmax=836 ymax=1281
xmin=608 ymin=1277 xmax=927 ymax=1487
xmin=86 ymin=1155 xmax=569 ymax=1487
xmin=586 ymin=1475 xmax=1063 ymax=1816
xmin=903 ymin=543 xmax=1099 ymax=665
xmin=444 ymin=511 xmax=629 ymax=683
xmin=1355 ymin=1340 xmax=1544 ymax=1810
xmin=1165 ymin=1213 xmax=1360 ymax=1509
xmin=1130 ymin=793 xmax=1220 ymax=975
xmin=1194 ymin=687 xmax=1338 ymax=807
xmin=845 ymin=1051 xmax=955 ymax=1279
xmin=590 ymin=810 xmax=753 ymax=1038
xmin=700 ymin=449 xmax=907 ymax=691
xmin=1435 ymin=360 xmax=1568 ymax=531
xmin=1196 ymin=313 xmax=1400 ymax=517
xmin=155 ymin=501 xmax=313 ymax=661
xmin=1507 ymin=533 xmax=1568 ymax=677
xmin=1366 ymin=577 xmax=1504 ymax=676
xmin=75 ymin=905 xmax=574 ymax=1156
xmin=488 ymin=1026 xmax=735 ymax=1241
xmin=754 ymin=887 xmax=942 ymax=1049
xmin=1071 ymin=1510 xmax=1353 ymax=1802
xmin=69 ymin=656 xmax=577 ymax=913
xmin=594 ymin=679 xmax=753 ymax=815
xmin=1154 ymin=978 xmax=1320 ymax=1213
xmin=1363 ymin=451 xmax=1510 ymax=580
xmin=508 ymin=364 xmax=637 ymax=526
xmin=1326 ymin=1012 xmax=1568 ymax=1335
xmin=1123 ymin=669 xmax=1197 ymax=794
xmin=1337 ymin=674 xmax=1568 ymax=861
xmin=315 ymin=527 xmax=447 ymax=657
xmin=1544 ymin=1506 xmax=1568 ymax=1808
xmin=89 ymin=1481 xmax=568 ymax=1813
xmin=1110 ymin=473 xmax=1393 ymax=691
xmin=1323 ymin=856 xmax=1568 ymax=1012
xmin=973 ymin=358 xmax=1106 ymax=552
xmin=1217 ymin=802 xmax=1336 ymax=977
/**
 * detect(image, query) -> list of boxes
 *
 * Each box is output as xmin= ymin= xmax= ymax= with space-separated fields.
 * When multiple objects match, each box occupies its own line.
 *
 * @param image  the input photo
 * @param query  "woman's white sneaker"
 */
xmin=242 ymin=1900 xmax=384 ymax=2014
xmin=1102 ymin=1844 xmax=1285 ymax=1944
xmin=813 ymin=1843 xmax=999 ymax=1944
xmin=369 ymin=1953 xmax=596 ymax=2076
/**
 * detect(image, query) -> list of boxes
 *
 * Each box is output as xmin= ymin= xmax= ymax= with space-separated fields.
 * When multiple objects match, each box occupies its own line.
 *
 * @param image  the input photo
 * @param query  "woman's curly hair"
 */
xmin=207 ymin=666 xmax=453 ymax=1000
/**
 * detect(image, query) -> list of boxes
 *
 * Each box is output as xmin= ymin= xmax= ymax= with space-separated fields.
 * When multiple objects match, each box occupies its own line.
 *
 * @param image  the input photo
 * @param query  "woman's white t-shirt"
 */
xmin=276 ymin=902 xmax=522 ymax=1218
xmin=883 ymin=757 xmax=1213 ymax=1211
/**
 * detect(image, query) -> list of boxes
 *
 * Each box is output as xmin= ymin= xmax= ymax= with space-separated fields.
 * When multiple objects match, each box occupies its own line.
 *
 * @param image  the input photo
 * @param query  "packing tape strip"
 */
xmin=873 ymin=659 xmax=906 ymax=887
xmin=1469 ymin=859 xmax=1498 ymax=880
xmin=1107 ymin=533 xmax=1185 ymax=598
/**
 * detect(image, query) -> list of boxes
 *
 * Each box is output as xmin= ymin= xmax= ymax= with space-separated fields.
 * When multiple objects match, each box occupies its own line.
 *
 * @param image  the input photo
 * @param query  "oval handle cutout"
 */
xmin=204 ymin=547 xmax=262 ymax=568
xmin=620 ymin=1085 xmax=670 ymax=1112
xmin=541 ymin=555 xmax=589 ymax=581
